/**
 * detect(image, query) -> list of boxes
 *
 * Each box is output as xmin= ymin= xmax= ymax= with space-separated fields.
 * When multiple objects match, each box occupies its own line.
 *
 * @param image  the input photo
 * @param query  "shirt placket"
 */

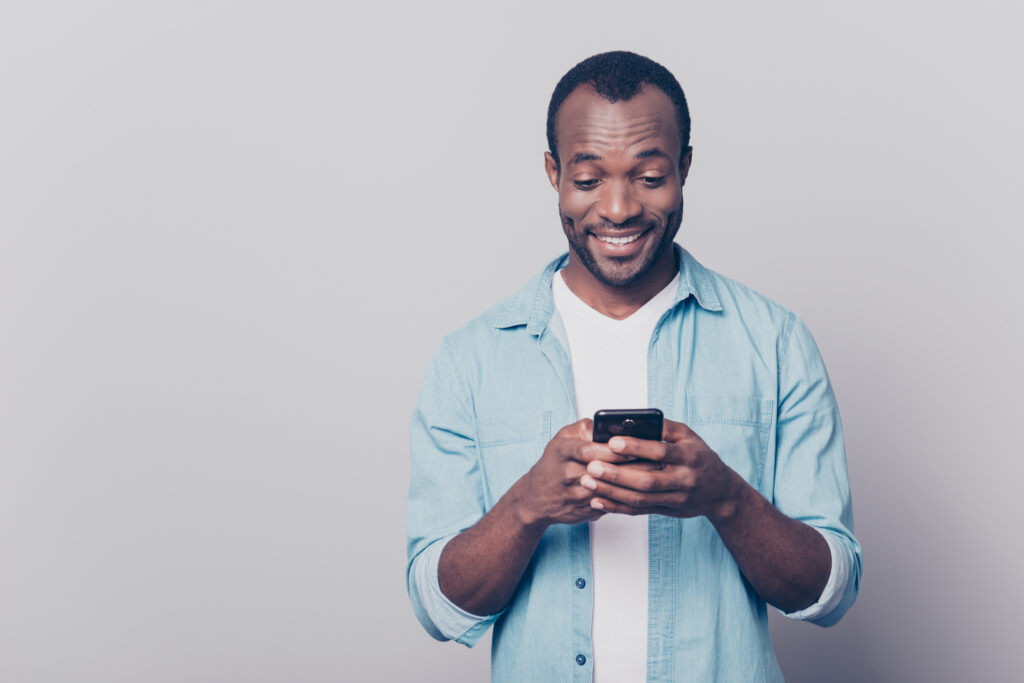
xmin=646 ymin=304 xmax=683 ymax=682
xmin=535 ymin=325 xmax=595 ymax=681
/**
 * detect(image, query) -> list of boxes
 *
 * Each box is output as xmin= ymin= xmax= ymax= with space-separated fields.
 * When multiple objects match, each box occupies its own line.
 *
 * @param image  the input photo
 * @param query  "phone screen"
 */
xmin=592 ymin=408 xmax=664 ymax=443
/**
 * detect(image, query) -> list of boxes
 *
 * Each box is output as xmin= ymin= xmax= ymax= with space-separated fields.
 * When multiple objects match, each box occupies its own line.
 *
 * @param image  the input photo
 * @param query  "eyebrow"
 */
xmin=635 ymin=148 xmax=671 ymax=161
xmin=569 ymin=152 xmax=602 ymax=165
xmin=568 ymin=148 xmax=672 ymax=165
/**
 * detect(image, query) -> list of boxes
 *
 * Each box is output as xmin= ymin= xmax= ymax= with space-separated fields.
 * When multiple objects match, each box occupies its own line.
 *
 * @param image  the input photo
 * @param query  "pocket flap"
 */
xmin=686 ymin=394 xmax=773 ymax=430
xmin=475 ymin=411 xmax=550 ymax=448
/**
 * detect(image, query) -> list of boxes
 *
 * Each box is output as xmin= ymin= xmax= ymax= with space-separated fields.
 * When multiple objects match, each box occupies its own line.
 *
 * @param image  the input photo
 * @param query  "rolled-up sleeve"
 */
xmin=772 ymin=314 xmax=862 ymax=626
xmin=406 ymin=336 xmax=501 ymax=645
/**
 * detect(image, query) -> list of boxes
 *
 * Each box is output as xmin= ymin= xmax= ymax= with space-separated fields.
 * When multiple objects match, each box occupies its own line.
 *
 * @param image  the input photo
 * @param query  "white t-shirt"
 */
xmin=552 ymin=270 xmax=680 ymax=683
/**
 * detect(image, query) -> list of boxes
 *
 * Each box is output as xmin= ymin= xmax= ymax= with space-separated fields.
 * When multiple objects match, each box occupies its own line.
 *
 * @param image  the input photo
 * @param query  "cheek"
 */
xmin=648 ymin=186 xmax=683 ymax=216
xmin=558 ymin=188 xmax=595 ymax=222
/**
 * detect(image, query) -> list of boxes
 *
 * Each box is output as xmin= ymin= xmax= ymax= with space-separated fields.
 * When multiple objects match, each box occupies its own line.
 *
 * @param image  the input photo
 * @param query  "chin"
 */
xmin=589 ymin=251 xmax=661 ymax=287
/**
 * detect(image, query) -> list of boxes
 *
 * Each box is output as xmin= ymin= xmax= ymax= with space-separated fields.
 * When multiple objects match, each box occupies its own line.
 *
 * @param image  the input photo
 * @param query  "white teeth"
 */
xmin=596 ymin=233 xmax=642 ymax=245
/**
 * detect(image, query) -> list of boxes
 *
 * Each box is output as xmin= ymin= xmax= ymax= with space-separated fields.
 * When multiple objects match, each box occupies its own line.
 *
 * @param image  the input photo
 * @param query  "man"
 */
xmin=407 ymin=51 xmax=861 ymax=682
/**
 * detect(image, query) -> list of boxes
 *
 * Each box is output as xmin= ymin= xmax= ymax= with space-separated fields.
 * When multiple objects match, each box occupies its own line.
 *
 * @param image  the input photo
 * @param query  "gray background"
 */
xmin=2 ymin=2 xmax=1021 ymax=681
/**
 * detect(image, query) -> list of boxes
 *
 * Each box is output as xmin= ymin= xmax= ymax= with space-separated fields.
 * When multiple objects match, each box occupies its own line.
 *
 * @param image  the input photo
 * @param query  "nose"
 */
xmin=596 ymin=180 xmax=642 ymax=226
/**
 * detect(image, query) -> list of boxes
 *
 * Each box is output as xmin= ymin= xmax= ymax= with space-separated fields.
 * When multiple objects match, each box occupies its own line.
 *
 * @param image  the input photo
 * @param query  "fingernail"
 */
xmin=580 ymin=475 xmax=597 ymax=490
xmin=609 ymin=437 xmax=624 ymax=450
xmin=591 ymin=499 xmax=604 ymax=510
xmin=588 ymin=462 xmax=605 ymax=477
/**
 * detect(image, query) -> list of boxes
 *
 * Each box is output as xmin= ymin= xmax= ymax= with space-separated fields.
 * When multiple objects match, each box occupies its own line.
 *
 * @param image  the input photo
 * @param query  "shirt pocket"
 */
xmin=475 ymin=410 xmax=552 ymax=506
xmin=685 ymin=394 xmax=774 ymax=492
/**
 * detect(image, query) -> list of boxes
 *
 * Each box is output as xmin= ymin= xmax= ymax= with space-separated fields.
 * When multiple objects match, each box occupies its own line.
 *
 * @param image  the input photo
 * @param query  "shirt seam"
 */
xmin=440 ymin=334 xmax=492 ymax=513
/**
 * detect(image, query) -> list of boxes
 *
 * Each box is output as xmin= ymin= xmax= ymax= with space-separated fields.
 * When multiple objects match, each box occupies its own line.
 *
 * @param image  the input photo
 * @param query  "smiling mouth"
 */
xmin=593 ymin=232 xmax=644 ymax=245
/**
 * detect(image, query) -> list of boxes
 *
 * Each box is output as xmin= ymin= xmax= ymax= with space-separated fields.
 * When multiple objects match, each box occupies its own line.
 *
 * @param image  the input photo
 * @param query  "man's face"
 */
xmin=545 ymin=84 xmax=691 ymax=288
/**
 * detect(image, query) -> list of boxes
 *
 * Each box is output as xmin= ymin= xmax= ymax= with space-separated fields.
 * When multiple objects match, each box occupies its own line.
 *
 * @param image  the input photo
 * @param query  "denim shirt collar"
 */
xmin=493 ymin=243 xmax=723 ymax=333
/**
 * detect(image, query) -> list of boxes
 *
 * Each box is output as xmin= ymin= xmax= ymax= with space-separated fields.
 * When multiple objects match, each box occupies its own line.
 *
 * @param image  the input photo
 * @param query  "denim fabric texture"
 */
xmin=407 ymin=245 xmax=861 ymax=682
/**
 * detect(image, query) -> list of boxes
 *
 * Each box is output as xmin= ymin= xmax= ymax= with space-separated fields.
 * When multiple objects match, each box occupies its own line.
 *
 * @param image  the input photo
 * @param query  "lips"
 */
xmin=589 ymin=228 xmax=650 ymax=256
xmin=593 ymin=232 xmax=644 ymax=245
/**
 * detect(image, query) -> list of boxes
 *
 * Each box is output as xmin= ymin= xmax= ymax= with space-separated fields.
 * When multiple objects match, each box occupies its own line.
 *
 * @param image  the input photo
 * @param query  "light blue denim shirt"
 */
xmin=407 ymin=245 xmax=861 ymax=682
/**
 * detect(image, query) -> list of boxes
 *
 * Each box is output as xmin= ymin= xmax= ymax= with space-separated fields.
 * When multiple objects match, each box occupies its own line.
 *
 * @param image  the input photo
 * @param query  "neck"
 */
xmin=560 ymin=247 xmax=679 ymax=320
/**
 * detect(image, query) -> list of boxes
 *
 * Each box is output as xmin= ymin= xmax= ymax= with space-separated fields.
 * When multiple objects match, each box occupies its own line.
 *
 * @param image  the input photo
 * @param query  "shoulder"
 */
xmin=686 ymin=250 xmax=796 ymax=328
xmin=676 ymin=251 xmax=831 ymax=395
xmin=442 ymin=252 xmax=566 ymax=354
xmin=678 ymin=249 xmax=809 ymax=364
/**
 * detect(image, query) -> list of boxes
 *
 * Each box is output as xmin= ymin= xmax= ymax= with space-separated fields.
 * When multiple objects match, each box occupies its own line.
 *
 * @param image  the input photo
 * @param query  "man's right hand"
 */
xmin=509 ymin=418 xmax=634 ymax=529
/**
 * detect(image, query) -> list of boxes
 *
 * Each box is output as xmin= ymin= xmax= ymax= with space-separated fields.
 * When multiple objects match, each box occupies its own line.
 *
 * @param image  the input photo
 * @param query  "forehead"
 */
xmin=555 ymin=84 xmax=680 ymax=163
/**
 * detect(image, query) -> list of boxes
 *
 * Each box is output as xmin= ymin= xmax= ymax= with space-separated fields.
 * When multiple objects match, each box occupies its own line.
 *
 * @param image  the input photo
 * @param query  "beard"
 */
xmin=560 ymin=203 xmax=683 ymax=287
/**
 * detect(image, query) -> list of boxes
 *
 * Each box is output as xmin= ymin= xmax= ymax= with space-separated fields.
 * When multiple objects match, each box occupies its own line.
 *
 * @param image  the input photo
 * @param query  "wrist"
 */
xmin=505 ymin=479 xmax=549 ymax=533
xmin=706 ymin=467 xmax=749 ymax=524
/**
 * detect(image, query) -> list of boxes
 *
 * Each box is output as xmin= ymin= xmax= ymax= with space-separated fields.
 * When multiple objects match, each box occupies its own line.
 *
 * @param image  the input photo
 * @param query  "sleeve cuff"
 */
xmin=409 ymin=535 xmax=502 ymax=646
xmin=780 ymin=527 xmax=850 ymax=623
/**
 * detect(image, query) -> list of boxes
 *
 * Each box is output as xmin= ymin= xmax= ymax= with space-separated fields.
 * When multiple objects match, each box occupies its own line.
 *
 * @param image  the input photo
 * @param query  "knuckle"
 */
xmin=678 ymin=469 xmax=696 ymax=488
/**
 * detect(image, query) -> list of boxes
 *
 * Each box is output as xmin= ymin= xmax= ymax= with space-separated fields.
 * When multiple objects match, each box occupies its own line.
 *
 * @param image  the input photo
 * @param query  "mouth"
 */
xmin=588 ymin=228 xmax=651 ymax=257
xmin=593 ymin=232 xmax=645 ymax=245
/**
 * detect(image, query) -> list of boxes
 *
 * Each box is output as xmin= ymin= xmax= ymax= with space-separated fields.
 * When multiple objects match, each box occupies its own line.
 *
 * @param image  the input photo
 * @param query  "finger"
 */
xmin=581 ymin=472 xmax=687 ymax=506
xmin=617 ymin=460 xmax=664 ymax=472
xmin=589 ymin=497 xmax=643 ymax=515
xmin=567 ymin=483 xmax=599 ymax=503
xmin=561 ymin=461 xmax=588 ymax=485
xmin=572 ymin=442 xmax=636 ymax=465
xmin=556 ymin=418 xmax=593 ymax=440
xmin=662 ymin=418 xmax=698 ymax=443
xmin=590 ymin=498 xmax=681 ymax=517
xmin=607 ymin=435 xmax=668 ymax=461
xmin=584 ymin=461 xmax=678 ymax=493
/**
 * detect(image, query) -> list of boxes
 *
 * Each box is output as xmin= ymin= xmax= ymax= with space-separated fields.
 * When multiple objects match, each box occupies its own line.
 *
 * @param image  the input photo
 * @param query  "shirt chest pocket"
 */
xmin=475 ymin=410 xmax=552 ymax=507
xmin=685 ymin=394 xmax=774 ymax=492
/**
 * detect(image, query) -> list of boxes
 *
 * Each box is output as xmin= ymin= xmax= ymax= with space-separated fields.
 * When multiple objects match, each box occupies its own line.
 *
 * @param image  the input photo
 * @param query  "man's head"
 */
xmin=545 ymin=52 xmax=693 ymax=293
xmin=546 ymin=51 xmax=691 ymax=172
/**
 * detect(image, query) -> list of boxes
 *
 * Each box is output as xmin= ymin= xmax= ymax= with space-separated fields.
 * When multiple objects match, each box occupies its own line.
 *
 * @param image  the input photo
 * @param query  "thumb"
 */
xmin=663 ymin=417 xmax=697 ymax=443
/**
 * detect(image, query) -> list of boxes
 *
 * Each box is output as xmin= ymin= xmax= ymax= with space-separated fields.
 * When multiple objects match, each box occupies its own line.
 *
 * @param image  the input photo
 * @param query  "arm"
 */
xmin=439 ymin=419 xmax=629 ymax=616
xmin=407 ymin=339 xmax=626 ymax=640
xmin=705 ymin=467 xmax=831 ymax=612
xmin=437 ymin=483 xmax=548 ymax=617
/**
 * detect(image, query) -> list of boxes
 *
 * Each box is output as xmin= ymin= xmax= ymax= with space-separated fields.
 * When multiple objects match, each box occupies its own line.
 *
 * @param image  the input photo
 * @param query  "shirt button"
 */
xmin=575 ymin=578 xmax=586 ymax=589
xmin=576 ymin=654 xmax=587 ymax=666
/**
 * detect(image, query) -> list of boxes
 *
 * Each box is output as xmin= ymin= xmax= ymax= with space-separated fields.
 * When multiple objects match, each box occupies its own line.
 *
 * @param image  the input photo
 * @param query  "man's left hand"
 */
xmin=579 ymin=418 xmax=743 ymax=521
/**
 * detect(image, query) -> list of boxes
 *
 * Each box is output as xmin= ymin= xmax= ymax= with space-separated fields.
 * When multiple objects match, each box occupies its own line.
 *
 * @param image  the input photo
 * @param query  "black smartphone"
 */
xmin=592 ymin=408 xmax=664 ymax=443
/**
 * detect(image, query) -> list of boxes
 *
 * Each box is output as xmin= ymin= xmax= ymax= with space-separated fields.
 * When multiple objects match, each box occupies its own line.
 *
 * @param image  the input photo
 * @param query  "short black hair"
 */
xmin=546 ymin=51 xmax=691 ymax=168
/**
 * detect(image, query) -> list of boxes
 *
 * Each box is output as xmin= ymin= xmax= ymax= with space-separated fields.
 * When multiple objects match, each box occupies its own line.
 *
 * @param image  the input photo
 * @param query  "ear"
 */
xmin=544 ymin=151 xmax=560 ymax=190
xmin=679 ymin=146 xmax=693 ymax=186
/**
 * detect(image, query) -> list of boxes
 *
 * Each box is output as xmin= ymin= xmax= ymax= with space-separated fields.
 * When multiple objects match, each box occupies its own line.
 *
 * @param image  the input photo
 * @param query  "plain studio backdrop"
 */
xmin=2 ymin=2 xmax=1021 ymax=681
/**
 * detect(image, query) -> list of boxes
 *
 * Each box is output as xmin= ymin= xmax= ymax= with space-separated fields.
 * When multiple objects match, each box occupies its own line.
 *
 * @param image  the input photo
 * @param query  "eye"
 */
xmin=572 ymin=178 xmax=600 ymax=190
xmin=639 ymin=175 xmax=666 ymax=188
